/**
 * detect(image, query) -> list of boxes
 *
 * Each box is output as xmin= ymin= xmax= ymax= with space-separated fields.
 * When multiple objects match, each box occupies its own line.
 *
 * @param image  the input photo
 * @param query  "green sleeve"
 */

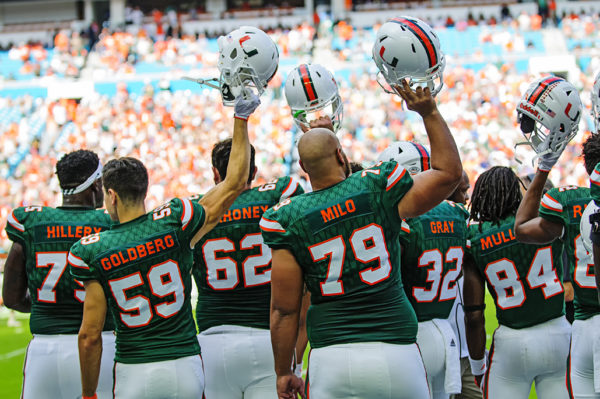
xmin=68 ymin=240 xmax=100 ymax=281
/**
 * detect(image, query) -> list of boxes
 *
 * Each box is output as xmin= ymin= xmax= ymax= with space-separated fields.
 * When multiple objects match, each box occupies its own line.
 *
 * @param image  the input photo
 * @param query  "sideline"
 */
xmin=0 ymin=347 xmax=26 ymax=361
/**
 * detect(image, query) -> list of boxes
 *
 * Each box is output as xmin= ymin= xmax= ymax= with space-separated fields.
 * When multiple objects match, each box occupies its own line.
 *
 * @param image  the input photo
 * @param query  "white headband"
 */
xmin=62 ymin=161 xmax=103 ymax=196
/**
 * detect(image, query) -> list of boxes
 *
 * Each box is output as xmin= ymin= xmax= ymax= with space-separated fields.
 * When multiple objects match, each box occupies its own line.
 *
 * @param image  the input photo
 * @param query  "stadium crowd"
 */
xmin=1 ymin=9 xmax=600 ymax=253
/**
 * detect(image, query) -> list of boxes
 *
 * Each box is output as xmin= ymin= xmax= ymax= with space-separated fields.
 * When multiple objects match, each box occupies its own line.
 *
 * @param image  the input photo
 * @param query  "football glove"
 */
xmin=234 ymin=90 xmax=261 ymax=121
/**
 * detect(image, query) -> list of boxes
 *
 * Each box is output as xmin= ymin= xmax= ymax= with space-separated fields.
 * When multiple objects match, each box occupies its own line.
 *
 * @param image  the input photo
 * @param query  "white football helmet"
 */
xmin=516 ymin=76 xmax=582 ymax=155
xmin=376 ymin=141 xmax=430 ymax=175
xmin=591 ymin=71 xmax=600 ymax=134
xmin=217 ymin=26 xmax=279 ymax=106
xmin=284 ymin=64 xmax=343 ymax=132
xmin=580 ymin=199 xmax=599 ymax=253
xmin=372 ymin=17 xmax=446 ymax=96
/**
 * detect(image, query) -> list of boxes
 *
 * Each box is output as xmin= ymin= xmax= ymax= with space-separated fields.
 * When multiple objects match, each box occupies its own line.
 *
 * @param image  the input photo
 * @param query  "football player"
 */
xmin=445 ymin=172 xmax=485 ymax=399
xmin=3 ymin=150 xmax=116 ymax=399
xmin=262 ymin=80 xmax=462 ymax=399
xmin=192 ymin=139 xmax=303 ymax=399
xmin=68 ymin=92 xmax=259 ymax=399
xmin=378 ymin=141 xmax=467 ymax=399
xmin=514 ymin=77 xmax=599 ymax=398
xmin=464 ymin=166 xmax=570 ymax=399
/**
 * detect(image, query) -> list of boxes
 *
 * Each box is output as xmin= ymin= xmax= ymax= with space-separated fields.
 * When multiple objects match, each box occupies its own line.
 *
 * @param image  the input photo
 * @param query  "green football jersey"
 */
xmin=69 ymin=198 xmax=205 ymax=364
xmin=539 ymin=186 xmax=600 ymax=320
xmin=193 ymin=176 xmax=304 ymax=332
xmin=467 ymin=215 xmax=565 ymax=329
xmin=261 ymin=161 xmax=418 ymax=349
xmin=400 ymin=200 xmax=469 ymax=322
xmin=5 ymin=206 xmax=113 ymax=334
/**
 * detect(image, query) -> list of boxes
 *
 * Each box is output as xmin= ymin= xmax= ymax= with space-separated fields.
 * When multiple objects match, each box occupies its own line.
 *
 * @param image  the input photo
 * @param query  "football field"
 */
xmin=0 ymin=295 xmax=537 ymax=398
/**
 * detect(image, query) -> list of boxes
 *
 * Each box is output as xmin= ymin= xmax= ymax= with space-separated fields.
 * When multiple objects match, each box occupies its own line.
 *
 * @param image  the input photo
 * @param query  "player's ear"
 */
xmin=212 ymin=166 xmax=222 ymax=184
xmin=335 ymin=148 xmax=345 ymax=166
xmin=107 ymin=188 xmax=118 ymax=206
xmin=299 ymin=160 xmax=307 ymax=173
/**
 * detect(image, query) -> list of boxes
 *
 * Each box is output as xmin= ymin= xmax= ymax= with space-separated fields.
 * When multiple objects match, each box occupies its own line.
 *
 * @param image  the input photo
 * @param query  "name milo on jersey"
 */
xmin=307 ymin=194 xmax=372 ymax=234
xmin=99 ymin=232 xmax=178 ymax=271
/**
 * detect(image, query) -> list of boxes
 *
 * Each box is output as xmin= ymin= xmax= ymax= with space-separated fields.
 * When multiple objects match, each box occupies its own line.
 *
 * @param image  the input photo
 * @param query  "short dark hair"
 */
xmin=102 ymin=157 xmax=148 ymax=204
xmin=56 ymin=150 xmax=100 ymax=190
xmin=582 ymin=133 xmax=600 ymax=175
xmin=470 ymin=166 xmax=522 ymax=227
xmin=211 ymin=138 xmax=256 ymax=184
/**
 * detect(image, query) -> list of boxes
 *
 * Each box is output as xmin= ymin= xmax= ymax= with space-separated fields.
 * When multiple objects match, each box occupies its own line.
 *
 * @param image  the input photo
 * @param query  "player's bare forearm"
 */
xmin=79 ymin=329 xmax=103 ymax=396
xmin=514 ymin=170 xmax=561 ymax=243
xmin=463 ymin=254 xmax=486 ymax=359
xmin=79 ymin=281 xmax=107 ymax=396
xmin=3 ymin=243 xmax=31 ymax=313
xmin=395 ymin=81 xmax=462 ymax=218
xmin=465 ymin=310 xmax=486 ymax=360
xmin=270 ymin=249 xmax=304 ymax=376
xmin=194 ymin=117 xmax=250 ymax=245
xmin=271 ymin=308 xmax=300 ymax=376
xmin=294 ymin=290 xmax=310 ymax=366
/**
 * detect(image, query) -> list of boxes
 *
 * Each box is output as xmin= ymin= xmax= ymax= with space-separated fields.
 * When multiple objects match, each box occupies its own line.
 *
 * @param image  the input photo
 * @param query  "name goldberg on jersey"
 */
xmin=100 ymin=233 xmax=176 ymax=271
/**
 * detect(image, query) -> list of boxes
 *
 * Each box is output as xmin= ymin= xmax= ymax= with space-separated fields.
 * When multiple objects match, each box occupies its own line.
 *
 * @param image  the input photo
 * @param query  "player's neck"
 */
xmin=61 ymin=194 xmax=94 ymax=208
xmin=116 ymin=202 xmax=146 ymax=224
xmin=309 ymin=171 xmax=347 ymax=191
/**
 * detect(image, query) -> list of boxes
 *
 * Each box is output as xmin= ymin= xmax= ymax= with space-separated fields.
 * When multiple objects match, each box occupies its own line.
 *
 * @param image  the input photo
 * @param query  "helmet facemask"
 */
xmin=517 ymin=110 xmax=579 ymax=156
xmin=219 ymin=65 xmax=267 ymax=106
xmin=292 ymin=93 xmax=343 ymax=132
xmin=375 ymin=55 xmax=446 ymax=97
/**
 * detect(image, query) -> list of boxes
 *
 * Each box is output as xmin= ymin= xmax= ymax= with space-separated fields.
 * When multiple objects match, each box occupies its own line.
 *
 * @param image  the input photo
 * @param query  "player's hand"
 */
xmin=301 ymin=116 xmax=334 ymax=133
xmin=537 ymin=149 xmax=563 ymax=172
xmin=234 ymin=90 xmax=261 ymax=121
xmin=276 ymin=373 xmax=305 ymax=399
xmin=393 ymin=79 xmax=437 ymax=118
xmin=563 ymin=281 xmax=574 ymax=302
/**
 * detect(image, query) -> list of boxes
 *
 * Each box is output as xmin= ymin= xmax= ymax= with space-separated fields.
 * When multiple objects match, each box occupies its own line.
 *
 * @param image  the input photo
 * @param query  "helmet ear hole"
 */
xmin=230 ymin=48 xmax=237 ymax=59
xmin=520 ymin=114 xmax=535 ymax=134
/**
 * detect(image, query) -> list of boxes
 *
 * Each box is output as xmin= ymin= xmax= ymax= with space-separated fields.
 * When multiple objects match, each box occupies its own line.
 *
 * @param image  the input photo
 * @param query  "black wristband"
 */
xmin=463 ymin=304 xmax=486 ymax=313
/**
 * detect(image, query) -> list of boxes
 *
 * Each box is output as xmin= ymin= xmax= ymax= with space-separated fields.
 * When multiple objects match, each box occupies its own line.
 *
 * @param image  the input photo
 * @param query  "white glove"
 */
xmin=234 ymin=90 xmax=261 ymax=120
xmin=537 ymin=149 xmax=563 ymax=172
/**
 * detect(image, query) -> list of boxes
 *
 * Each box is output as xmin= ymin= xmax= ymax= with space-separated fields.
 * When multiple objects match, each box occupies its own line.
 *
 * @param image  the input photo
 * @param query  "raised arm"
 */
xmin=396 ymin=81 xmax=463 ymax=219
xmin=514 ymin=169 xmax=563 ymax=243
xmin=270 ymin=248 xmax=306 ymax=399
xmin=192 ymin=94 xmax=259 ymax=247
xmin=463 ymin=253 xmax=487 ymax=386
xmin=2 ymin=242 xmax=31 ymax=313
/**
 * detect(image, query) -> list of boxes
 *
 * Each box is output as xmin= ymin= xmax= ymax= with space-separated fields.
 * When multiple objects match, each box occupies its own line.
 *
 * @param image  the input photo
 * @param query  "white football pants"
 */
xmin=113 ymin=354 xmax=204 ymax=399
xmin=568 ymin=315 xmax=600 ymax=398
xmin=484 ymin=316 xmax=571 ymax=399
xmin=198 ymin=325 xmax=276 ymax=399
xmin=21 ymin=332 xmax=115 ymax=399
xmin=418 ymin=320 xmax=461 ymax=399
xmin=307 ymin=342 xmax=430 ymax=399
